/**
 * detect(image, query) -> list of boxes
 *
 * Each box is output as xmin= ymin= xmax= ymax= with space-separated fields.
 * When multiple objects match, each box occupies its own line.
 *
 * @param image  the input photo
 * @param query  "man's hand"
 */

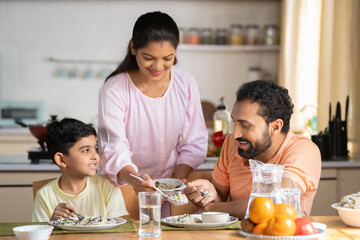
xmin=50 ymin=203 xmax=76 ymax=221
xmin=184 ymin=179 xmax=216 ymax=207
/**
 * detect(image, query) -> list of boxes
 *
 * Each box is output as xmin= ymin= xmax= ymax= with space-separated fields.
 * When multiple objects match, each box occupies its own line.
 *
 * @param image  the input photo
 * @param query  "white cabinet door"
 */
xmin=311 ymin=169 xmax=338 ymax=216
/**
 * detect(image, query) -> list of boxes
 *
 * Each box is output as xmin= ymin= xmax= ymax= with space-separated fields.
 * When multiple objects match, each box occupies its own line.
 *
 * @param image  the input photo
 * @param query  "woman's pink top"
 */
xmin=98 ymin=65 xmax=208 ymax=185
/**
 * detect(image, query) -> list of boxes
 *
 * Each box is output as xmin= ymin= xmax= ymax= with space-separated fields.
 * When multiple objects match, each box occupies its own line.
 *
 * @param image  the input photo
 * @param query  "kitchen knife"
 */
xmin=336 ymin=102 xmax=341 ymax=121
xmin=329 ymin=103 xmax=331 ymax=123
xmin=345 ymin=96 xmax=349 ymax=122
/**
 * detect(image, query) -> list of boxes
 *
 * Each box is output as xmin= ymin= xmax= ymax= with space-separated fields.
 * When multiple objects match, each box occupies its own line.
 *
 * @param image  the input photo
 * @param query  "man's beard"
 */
xmin=237 ymin=129 xmax=272 ymax=159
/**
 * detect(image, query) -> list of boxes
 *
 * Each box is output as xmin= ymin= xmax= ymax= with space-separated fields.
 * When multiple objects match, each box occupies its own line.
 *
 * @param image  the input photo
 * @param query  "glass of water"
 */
xmin=138 ymin=192 xmax=161 ymax=238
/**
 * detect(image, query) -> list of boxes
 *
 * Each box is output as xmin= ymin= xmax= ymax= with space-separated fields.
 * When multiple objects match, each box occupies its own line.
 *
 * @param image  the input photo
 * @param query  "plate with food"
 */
xmin=49 ymin=216 xmax=126 ymax=230
xmin=161 ymin=214 xmax=238 ymax=228
xmin=238 ymin=222 xmax=327 ymax=240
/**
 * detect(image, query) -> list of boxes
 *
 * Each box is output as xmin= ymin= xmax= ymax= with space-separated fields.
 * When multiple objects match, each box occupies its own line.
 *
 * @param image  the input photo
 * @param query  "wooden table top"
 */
xmin=1 ymin=216 xmax=359 ymax=240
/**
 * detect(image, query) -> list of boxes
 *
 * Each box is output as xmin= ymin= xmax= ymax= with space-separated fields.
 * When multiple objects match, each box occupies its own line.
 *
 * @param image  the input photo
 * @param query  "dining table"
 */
xmin=0 ymin=216 xmax=359 ymax=240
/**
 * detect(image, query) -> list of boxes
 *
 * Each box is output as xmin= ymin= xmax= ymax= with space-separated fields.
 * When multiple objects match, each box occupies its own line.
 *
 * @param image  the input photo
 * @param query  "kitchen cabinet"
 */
xmin=0 ymin=172 xmax=61 ymax=222
xmin=311 ymin=166 xmax=360 ymax=216
xmin=336 ymin=168 xmax=360 ymax=201
xmin=311 ymin=169 xmax=338 ymax=216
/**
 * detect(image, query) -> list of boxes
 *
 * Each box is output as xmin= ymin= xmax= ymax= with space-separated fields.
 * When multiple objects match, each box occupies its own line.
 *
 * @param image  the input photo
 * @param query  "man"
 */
xmin=185 ymin=80 xmax=321 ymax=218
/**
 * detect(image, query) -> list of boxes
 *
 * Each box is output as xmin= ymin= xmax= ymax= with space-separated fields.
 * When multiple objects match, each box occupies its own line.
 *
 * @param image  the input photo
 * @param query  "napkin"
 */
xmin=0 ymin=219 xmax=137 ymax=236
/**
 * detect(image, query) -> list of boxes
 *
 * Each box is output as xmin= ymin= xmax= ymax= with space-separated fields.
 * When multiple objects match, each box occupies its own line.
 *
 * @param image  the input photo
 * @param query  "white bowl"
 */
xmin=201 ymin=212 xmax=229 ymax=223
xmin=153 ymin=178 xmax=186 ymax=198
xmin=13 ymin=225 xmax=53 ymax=240
xmin=331 ymin=203 xmax=360 ymax=227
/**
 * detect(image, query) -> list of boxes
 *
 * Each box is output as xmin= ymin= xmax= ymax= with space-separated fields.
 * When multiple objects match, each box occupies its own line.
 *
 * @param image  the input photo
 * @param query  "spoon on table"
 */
xmin=129 ymin=173 xmax=188 ymax=206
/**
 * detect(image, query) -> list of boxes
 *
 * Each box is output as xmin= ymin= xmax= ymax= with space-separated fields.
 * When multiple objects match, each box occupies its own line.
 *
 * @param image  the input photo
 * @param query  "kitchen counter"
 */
xmin=0 ymin=155 xmax=59 ymax=171
xmin=197 ymin=157 xmax=360 ymax=170
xmin=1 ymin=155 xmax=360 ymax=172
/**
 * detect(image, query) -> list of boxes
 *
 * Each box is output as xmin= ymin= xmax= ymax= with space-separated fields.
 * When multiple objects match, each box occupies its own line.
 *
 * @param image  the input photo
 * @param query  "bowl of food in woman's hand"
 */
xmin=153 ymin=178 xmax=186 ymax=197
xmin=201 ymin=212 xmax=229 ymax=223
xmin=332 ymin=191 xmax=360 ymax=228
xmin=13 ymin=225 xmax=54 ymax=240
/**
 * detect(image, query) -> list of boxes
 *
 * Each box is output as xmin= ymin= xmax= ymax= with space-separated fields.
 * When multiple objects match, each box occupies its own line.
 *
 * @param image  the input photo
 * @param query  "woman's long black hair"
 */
xmin=105 ymin=11 xmax=179 ymax=82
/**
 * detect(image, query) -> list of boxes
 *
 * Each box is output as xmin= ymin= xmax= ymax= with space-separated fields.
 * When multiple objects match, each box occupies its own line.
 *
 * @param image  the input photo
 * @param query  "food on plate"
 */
xmin=155 ymin=181 xmax=182 ymax=190
xmin=274 ymin=203 xmax=298 ymax=220
xmin=266 ymin=214 xmax=296 ymax=236
xmin=169 ymin=192 xmax=188 ymax=206
xmin=240 ymin=218 xmax=255 ymax=233
xmin=338 ymin=191 xmax=360 ymax=209
xmin=166 ymin=214 xmax=203 ymax=224
xmin=249 ymin=196 xmax=275 ymax=224
xmin=294 ymin=217 xmax=318 ymax=235
xmin=49 ymin=216 xmax=122 ymax=226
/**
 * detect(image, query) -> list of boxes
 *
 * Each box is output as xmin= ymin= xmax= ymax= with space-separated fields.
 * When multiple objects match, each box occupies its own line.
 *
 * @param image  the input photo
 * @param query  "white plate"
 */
xmin=161 ymin=214 xmax=238 ymax=228
xmin=49 ymin=217 xmax=126 ymax=231
xmin=238 ymin=222 xmax=326 ymax=240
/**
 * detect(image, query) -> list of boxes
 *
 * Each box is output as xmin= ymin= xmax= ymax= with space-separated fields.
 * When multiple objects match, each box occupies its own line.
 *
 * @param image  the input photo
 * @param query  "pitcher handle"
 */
xmin=282 ymin=170 xmax=297 ymax=189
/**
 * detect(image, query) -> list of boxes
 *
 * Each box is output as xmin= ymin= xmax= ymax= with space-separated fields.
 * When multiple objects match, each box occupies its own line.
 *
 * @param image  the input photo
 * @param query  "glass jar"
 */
xmin=179 ymin=27 xmax=185 ymax=44
xmin=215 ymin=28 xmax=228 ymax=45
xmin=187 ymin=28 xmax=200 ymax=45
xmin=245 ymin=25 xmax=259 ymax=45
xmin=264 ymin=24 xmax=279 ymax=45
xmin=200 ymin=28 xmax=213 ymax=44
xmin=247 ymin=66 xmax=262 ymax=81
xmin=230 ymin=24 xmax=244 ymax=45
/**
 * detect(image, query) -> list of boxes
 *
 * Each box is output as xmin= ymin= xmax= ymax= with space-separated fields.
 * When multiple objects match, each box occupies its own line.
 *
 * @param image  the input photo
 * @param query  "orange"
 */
xmin=266 ymin=214 xmax=296 ymax=236
xmin=253 ymin=222 xmax=268 ymax=235
xmin=248 ymin=197 xmax=275 ymax=224
xmin=274 ymin=203 xmax=298 ymax=220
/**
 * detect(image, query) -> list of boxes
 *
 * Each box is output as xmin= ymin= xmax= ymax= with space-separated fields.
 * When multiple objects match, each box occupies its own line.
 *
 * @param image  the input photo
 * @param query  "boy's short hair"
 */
xmin=45 ymin=118 xmax=97 ymax=163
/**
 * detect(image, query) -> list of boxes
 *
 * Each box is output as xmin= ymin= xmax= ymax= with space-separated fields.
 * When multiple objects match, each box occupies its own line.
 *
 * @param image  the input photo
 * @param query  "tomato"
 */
xmin=249 ymin=197 xmax=275 ymax=224
xmin=211 ymin=131 xmax=226 ymax=147
xmin=274 ymin=203 xmax=298 ymax=220
xmin=294 ymin=217 xmax=318 ymax=235
xmin=266 ymin=214 xmax=296 ymax=236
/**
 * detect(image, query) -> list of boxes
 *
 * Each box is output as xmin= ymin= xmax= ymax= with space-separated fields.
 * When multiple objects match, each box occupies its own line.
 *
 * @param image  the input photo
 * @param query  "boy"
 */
xmin=32 ymin=118 xmax=128 ymax=222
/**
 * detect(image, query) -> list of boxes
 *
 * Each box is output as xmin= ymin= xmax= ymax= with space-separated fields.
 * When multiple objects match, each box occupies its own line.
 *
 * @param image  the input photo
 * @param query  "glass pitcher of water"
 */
xmin=244 ymin=159 xmax=302 ymax=218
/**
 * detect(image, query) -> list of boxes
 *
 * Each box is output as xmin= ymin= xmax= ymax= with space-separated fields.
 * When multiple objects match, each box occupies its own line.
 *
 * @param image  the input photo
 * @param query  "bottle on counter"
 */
xmin=213 ymin=97 xmax=231 ymax=134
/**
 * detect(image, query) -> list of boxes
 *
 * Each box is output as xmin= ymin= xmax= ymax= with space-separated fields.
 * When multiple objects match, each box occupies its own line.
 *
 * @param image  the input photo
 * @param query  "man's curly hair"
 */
xmin=236 ymin=80 xmax=294 ymax=133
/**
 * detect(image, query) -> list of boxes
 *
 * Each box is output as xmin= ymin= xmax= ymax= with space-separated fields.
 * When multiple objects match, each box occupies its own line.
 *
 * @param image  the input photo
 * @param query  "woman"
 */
xmin=98 ymin=11 xmax=208 ymax=194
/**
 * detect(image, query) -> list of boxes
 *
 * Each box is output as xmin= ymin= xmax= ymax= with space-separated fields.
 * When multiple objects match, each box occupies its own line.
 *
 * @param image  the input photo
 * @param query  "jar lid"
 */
xmin=246 ymin=24 xmax=259 ymax=28
xmin=265 ymin=24 xmax=278 ymax=28
xmin=249 ymin=66 xmax=261 ymax=71
xmin=231 ymin=24 xmax=243 ymax=28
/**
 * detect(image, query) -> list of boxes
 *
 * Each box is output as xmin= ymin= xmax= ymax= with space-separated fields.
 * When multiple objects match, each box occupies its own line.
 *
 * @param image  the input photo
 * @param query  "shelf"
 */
xmin=178 ymin=44 xmax=280 ymax=52
xmin=45 ymin=57 xmax=117 ymax=65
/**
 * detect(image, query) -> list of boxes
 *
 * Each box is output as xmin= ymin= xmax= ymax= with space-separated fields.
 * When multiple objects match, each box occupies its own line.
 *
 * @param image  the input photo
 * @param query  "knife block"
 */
xmin=329 ymin=120 xmax=348 ymax=158
xmin=311 ymin=134 xmax=331 ymax=160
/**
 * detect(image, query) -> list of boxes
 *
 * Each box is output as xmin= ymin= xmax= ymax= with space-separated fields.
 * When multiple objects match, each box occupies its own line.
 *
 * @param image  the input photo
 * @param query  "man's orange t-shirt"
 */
xmin=212 ymin=131 xmax=321 ymax=216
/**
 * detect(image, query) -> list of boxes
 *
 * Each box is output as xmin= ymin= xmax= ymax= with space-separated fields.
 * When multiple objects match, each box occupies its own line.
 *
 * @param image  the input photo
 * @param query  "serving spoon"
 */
xmin=129 ymin=173 xmax=188 ymax=205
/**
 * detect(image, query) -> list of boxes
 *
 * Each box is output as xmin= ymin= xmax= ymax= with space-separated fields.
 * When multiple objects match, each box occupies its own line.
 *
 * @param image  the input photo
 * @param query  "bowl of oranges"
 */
xmin=238 ymin=196 xmax=326 ymax=239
